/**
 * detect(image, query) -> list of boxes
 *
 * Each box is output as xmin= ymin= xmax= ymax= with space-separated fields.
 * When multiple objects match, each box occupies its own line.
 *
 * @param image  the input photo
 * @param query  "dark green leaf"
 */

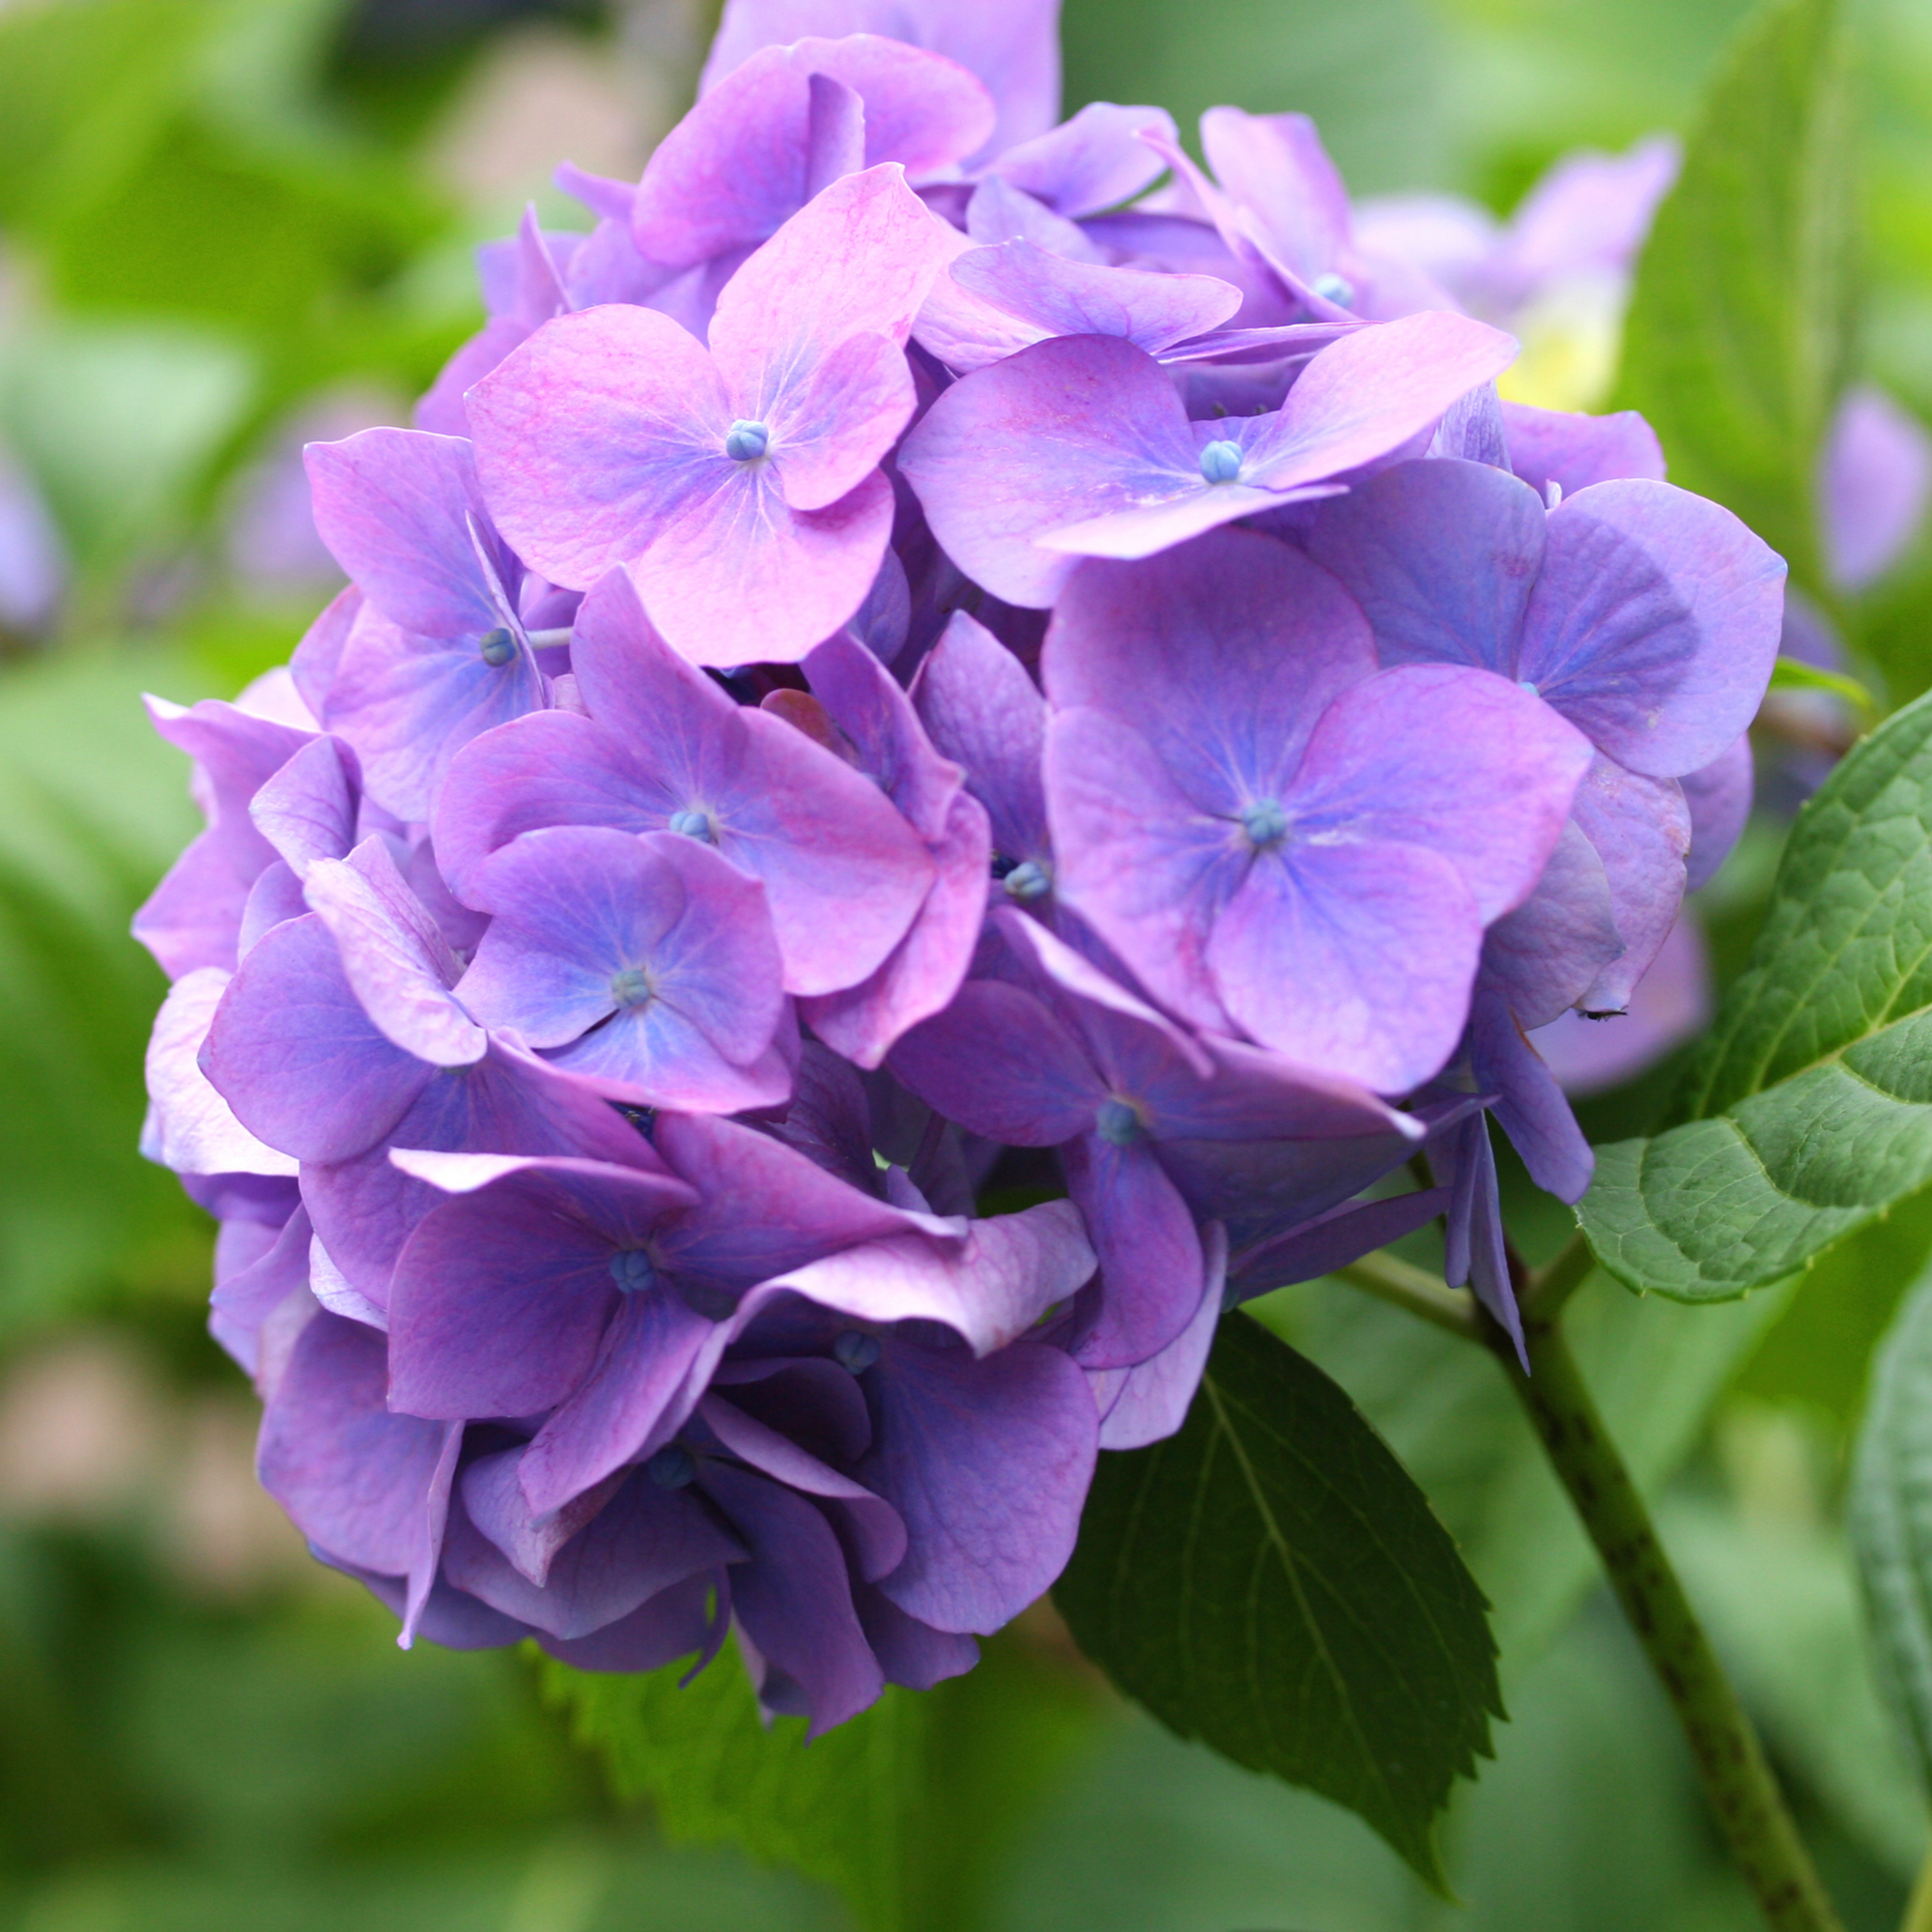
xmin=1578 ymin=688 xmax=1932 ymax=1300
xmin=1615 ymin=0 xmax=1855 ymax=585
xmin=1849 ymin=1253 xmax=1932 ymax=1790
xmin=543 ymin=1629 xmax=1098 ymax=1932
xmin=1052 ymin=1312 xmax=1500 ymax=1889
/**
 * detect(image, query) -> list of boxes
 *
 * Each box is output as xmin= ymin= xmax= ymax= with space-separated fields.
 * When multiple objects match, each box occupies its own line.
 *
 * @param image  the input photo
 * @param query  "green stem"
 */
xmin=1492 ymin=1305 xmax=1846 ymax=1932
xmin=1333 ymin=1251 xmax=1481 ymax=1340
xmin=1526 ymin=1229 xmax=1595 ymax=1316
xmin=1900 ymin=1839 xmax=1932 ymax=1932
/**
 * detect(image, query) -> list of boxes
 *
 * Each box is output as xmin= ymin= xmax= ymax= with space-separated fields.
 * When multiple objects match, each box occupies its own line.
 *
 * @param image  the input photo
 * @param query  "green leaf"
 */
xmin=1577 ymin=687 xmax=1932 ymax=1301
xmin=542 ymin=1629 xmax=1098 ymax=1932
xmin=1614 ymin=0 xmax=1856 ymax=585
xmin=1051 ymin=1311 xmax=1500 ymax=1889
xmin=1850 ymin=1254 xmax=1932 ymax=1791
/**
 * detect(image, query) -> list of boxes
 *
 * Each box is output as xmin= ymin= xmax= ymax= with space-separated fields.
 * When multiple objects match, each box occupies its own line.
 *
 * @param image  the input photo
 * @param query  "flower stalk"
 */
xmin=1489 ymin=1299 xmax=1846 ymax=1932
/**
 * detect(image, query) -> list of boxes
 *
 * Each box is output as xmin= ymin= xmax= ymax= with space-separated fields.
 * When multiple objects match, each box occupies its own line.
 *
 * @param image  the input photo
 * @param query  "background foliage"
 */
xmin=3 ymin=0 xmax=1931 ymax=1926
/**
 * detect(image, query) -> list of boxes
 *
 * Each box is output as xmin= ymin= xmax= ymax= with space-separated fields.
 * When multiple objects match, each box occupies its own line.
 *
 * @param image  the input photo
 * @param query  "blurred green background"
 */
xmin=0 ymin=0 xmax=1927 ymax=1927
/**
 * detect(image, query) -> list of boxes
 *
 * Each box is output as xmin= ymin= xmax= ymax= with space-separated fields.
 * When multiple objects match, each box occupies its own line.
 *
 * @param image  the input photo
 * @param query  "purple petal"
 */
xmin=1682 ymin=732 xmax=1753 ymax=893
xmin=1243 ymin=311 xmax=1519 ymax=489
xmin=744 ymin=1199 xmax=1094 ymax=1356
xmin=896 ymin=332 xmax=1206 ymax=607
xmin=320 ymin=607 xmax=549 ymax=824
xmin=707 ymin=164 xmax=952 ymax=412
xmin=1570 ymin=755 xmax=1690 ymax=1014
xmin=890 ymin=975 xmax=1104 ymax=1146
xmin=1043 ymin=530 xmax=1376 ymax=793
xmin=640 ymin=41 xmax=994 ymax=270
xmin=257 ymin=1308 xmax=457 ymax=1586
xmin=1520 ymin=479 xmax=1785 ymax=777
xmin=1092 ymin=1222 xmax=1225 ymax=1449
xmin=804 ymin=632 xmax=962 ymax=839
xmin=447 ymin=1457 xmax=741 ymax=1637
xmin=303 ymin=1042 xmax=662 ymax=1310
xmin=1532 ymin=913 xmax=1710 ymax=1096
xmin=1200 ymin=108 xmax=1351 ymax=286
xmin=291 ymin=584 xmax=361 ymax=722
xmin=699 ymin=1394 xmax=904 ymax=1579
xmin=1480 ymin=818 xmax=1624 ymax=1028
xmin=385 ymin=1155 xmax=698 ymax=1423
xmin=700 ymin=2 xmax=1056 ymax=159
xmin=1500 ymin=400 xmax=1664 ymax=497
xmin=1042 ymin=703 xmax=1239 ymax=1034
xmin=301 ymin=840 xmax=483 ymax=1066
xmin=458 ymin=824 xmax=786 ymax=1100
xmin=203 ymin=913 xmax=431 ymax=1164
xmin=304 ymin=429 xmax=510 ymax=639
xmin=865 ymin=1333 xmax=1095 ymax=1633
xmin=1287 ymin=664 xmax=1593 ymax=924
xmin=144 ymin=968 xmax=298 ymax=1179
xmin=653 ymin=1110 xmax=960 ymax=1289
xmin=1207 ymin=837 xmax=1480 ymax=1093
xmin=639 ymin=463 xmax=896 ymax=668
xmin=952 ymin=241 xmax=1241 ymax=356
xmin=1228 ymin=1190 xmax=1451 ymax=1300
xmin=989 ymin=101 xmax=1177 ymax=216
xmin=911 ymin=610 xmax=1049 ymax=863
xmin=1064 ymin=1131 xmax=1207 ymax=1368
xmin=1468 ymin=983 xmax=1594 ymax=1203
xmin=855 ymin=1585 xmax=979 ymax=1689
xmin=468 ymin=304 xmax=732 ymax=595
xmin=133 ymin=829 xmax=253 ymax=980
xmin=248 ymin=736 xmax=359 ymax=877
xmin=539 ymin=1570 xmax=724 ymax=1672
xmin=1305 ymin=456 xmax=1547 ymax=677
xmin=697 ymin=1460 xmax=884 ymax=1736
xmin=800 ymin=787 xmax=991 ymax=1067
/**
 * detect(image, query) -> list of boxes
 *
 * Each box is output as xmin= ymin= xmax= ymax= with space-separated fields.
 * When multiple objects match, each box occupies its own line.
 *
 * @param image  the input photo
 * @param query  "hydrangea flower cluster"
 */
xmin=134 ymin=0 xmax=1786 ymax=1732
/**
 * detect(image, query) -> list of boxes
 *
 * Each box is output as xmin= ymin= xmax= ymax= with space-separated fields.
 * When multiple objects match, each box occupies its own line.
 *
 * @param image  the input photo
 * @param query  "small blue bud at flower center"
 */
xmin=610 ymin=966 xmax=653 ymax=1009
xmin=478 ymin=627 xmax=517 ymax=668
xmin=833 ymin=1330 xmax=881 ymax=1374
xmin=609 ymin=1248 xmax=657 ymax=1294
xmin=1002 ymin=858 xmax=1052 ymax=901
xmin=724 ymin=420 xmax=770 ymax=462
xmin=1095 ymin=1097 xmax=1143 ymax=1146
xmin=1240 ymin=799 xmax=1291 ymax=849
xmin=647 ymin=1443 xmax=696 ymax=1488
xmin=1199 ymin=440 xmax=1243 ymax=485
xmin=1312 ymin=272 xmax=1355 ymax=307
xmin=668 ymin=808 xmax=715 ymax=843
xmin=1518 ymin=680 xmax=1540 ymax=697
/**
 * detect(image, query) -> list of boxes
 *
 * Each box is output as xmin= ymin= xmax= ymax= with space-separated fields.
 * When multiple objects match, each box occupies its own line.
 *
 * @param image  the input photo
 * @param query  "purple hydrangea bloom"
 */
xmin=434 ymin=570 xmax=934 ymax=999
xmin=469 ymin=165 xmax=953 ymax=666
xmin=128 ymin=0 xmax=1795 ymax=1732
xmin=1040 ymin=529 xmax=1593 ymax=1091
xmin=302 ymin=428 xmax=550 ymax=821
xmin=897 ymin=309 xmax=1517 ymax=606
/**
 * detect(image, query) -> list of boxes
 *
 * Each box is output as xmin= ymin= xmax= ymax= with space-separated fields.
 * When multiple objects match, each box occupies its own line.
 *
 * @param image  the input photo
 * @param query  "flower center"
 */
xmin=833 ymin=1330 xmax=881 ymax=1374
xmin=1312 ymin=271 xmax=1355 ymax=307
xmin=1094 ymin=1097 xmax=1144 ymax=1147
xmin=477 ymin=627 xmax=518 ymax=668
xmin=1239 ymin=798 xmax=1291 ymax=849
xmin=724 ymin=419 xmax=771 ymax=462
xmin=609 ymin=1248 xmax=657 ymax=1294
xmin=646 ymin=1443 xmax=696 ymax=1488
xmin=610 ymin=966 xmax=654 ymax=1009
xmin=1198 ymin=440 xmax=1243 ymax=485
xmin=668 ymin=808 xmax=715 ymax=843
xmin=1001 ymin=857 xmax=1052 ymax=901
